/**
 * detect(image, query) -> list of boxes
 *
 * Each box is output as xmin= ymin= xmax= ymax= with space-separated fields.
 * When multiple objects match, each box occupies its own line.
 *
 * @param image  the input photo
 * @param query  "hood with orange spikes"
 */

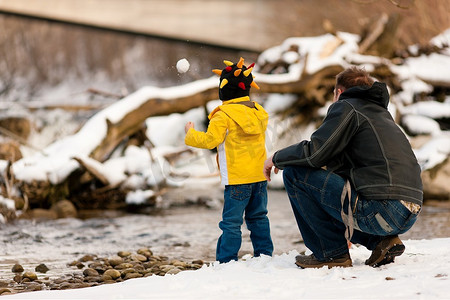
xmin=212 ymin=57 xmax=260 ymax=101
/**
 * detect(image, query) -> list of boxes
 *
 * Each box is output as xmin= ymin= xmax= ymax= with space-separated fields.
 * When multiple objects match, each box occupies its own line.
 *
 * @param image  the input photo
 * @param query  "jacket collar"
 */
xmin=209 ymin=96 xmax=252 ymax=119
xmin=221 ymin=96 xmax=251 ymax=105
xmin=340 ymin=82 xmax=390 ymax=108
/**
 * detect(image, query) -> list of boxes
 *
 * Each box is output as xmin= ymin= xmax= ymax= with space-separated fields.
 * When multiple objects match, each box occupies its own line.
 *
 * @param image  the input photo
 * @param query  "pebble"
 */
xmin=161 ymin=265 xmax=177 ymax=273
xmin=137 ymin=248 xmax=153 ymax=258
xmin=13 ymin=274 xmax=22 ymax=283
xmin=24 ymin=282 xmax=43 ymax=291
xmin=22 ymin=271 xmax=38 ymax=281
xmin=88 ymin=262 xmax=107 ymax=273
xmin=52 ymin=278 xmax=67 ymax=284
xmin=83 ymin=268 xmax=99 ymax=277
xmin=68 ymin=261 xmax=85 ymax=269
xmin=0 ymin=288 xmax=11 ymax=295
xmin=131 ymin=254 xmax=147 ymax=262
xmin=11 ymin=264 xmax=24 ymax=273
xmin=0 ymin=281 xmax=9 ymax=287
xmin=108 ymin=256 xmax=124 ymax=267
xmin=35 ymin=264 xmax=49 ymax=273
xmin=171 ymin=260 xmax=187 ymax=268
xmin=191 ymin=263 xmax=203 ymax=269
xmin=117 ymin=251 xmax=131 ymax=258
xmin=123 ymin=272 xmax=143 ymax=280
xmin=115 ymin=263 xmax=134 ymax=270
xmin=120 ymin=268 xmax=136 ymax=277
xmin=6 ymin=247 xmax=208 ymax=296
xmin=75 ymin=262 xmax=85 ymax=269
xmin=192 ymin=259 xmax=204 ymax=265
xmin=103 ymin=269 xmax=121 ymax=280
xmin=79 ymin=255 xmax=97 ymax=262
xmin=103 ymin=279 xmax=116 ymax=284
xmin=58 ymin=282 xmax=75 ymax=290
xmin=166 ymin=267 xmax=182 ymax=275
xmin=142 ymin=261 xmax=157 ymax=268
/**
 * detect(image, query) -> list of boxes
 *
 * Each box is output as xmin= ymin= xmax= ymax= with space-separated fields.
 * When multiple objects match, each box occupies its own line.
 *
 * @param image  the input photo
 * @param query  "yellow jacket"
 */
xmin=185 ymin=96 xmax=268 ymax=185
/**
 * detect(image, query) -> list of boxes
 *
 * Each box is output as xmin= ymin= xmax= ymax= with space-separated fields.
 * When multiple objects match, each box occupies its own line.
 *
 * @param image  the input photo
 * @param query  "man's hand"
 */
xmin=185 ymin=122 xmax=194 ymax=134
xmin=263 ymin=154 xmax=279 ymax=182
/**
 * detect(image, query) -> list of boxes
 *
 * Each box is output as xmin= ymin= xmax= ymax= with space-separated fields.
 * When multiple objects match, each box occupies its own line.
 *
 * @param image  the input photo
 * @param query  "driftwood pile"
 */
xmin=0 ymin=16 xmax=449 ymax=222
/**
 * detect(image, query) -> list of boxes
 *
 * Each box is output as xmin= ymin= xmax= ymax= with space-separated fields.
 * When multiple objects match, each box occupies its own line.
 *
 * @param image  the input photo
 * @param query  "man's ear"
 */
xmin=333 ymin=87 xmax=343 ymax=102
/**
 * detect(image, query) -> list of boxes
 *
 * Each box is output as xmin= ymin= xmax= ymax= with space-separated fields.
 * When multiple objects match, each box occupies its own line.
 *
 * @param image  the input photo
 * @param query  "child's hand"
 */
xmin=185 ymin=122 xmax=194 ymax=133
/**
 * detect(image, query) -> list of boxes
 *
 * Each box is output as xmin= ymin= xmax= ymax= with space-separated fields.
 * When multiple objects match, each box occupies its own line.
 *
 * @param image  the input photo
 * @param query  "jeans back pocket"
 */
xmin=374 ymin=212 xmax=394 ymax=233
xmin=229 ymin=184 xmax=252 ymax=201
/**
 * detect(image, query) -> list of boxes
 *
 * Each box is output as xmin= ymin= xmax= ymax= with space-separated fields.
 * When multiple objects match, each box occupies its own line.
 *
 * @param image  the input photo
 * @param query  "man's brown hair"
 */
xmin=335 ymin=66 xmax=374 ymax=90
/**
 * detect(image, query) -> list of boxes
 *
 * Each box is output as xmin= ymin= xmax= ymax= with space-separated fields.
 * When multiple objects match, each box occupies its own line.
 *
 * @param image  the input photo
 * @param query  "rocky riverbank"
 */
xmin=0 ymin=247 xmax=205 ymax=296
xmin=1 ymin=190 xmax=449 ymax=297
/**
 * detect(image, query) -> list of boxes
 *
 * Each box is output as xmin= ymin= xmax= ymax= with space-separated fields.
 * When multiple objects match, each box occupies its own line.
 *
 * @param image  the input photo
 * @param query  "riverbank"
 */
xmin=0 ymin=189 xmax=449 ymax=295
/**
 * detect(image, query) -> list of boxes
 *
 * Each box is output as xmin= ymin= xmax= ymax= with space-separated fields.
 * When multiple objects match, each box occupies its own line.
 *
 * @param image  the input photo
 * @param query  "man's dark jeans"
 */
xmin=216 ymin=181 xmax=273 ymax=263
xmin=283 ymin=166 xmax=419 ymax=261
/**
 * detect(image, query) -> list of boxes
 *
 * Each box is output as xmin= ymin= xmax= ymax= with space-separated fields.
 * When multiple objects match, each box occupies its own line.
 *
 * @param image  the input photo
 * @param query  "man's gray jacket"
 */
xmin=273 ymin=82 xmax=423 ymax=205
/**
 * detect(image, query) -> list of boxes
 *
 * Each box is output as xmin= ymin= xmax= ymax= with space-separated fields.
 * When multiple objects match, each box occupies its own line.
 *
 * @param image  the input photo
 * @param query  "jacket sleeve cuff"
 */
xmin=184 ymin=128 xmax=195 ymax=146
xmin=272 ymin=151 xmax=283 ymax=170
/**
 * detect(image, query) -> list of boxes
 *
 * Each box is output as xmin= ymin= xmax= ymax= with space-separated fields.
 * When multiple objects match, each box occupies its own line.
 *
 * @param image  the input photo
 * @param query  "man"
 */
xmin=263 ymin=66 xmax=423 ymax=268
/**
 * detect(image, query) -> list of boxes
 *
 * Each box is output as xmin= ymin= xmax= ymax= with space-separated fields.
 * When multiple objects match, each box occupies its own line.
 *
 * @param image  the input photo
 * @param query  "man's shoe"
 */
xmin=295 ymin=253 xmax=352 ymax=269
xmin=365 ymin=235 xmax=405 ymax=267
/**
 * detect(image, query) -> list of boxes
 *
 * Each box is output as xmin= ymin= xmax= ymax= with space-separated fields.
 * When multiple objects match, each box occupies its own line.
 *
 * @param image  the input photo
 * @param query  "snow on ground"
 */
xmin=3 ymin=238 xmax=450 ymax=299
xmin=1 ymin=188 xmax=449 ymax=299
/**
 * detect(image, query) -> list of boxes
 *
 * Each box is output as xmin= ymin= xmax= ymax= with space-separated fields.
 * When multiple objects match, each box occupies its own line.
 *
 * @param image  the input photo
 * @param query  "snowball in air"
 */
xmin=176 ymin=58 xmax=190 ymax=73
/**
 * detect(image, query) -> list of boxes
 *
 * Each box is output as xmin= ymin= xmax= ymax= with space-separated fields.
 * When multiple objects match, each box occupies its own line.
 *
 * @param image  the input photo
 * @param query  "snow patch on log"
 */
xmin=11 ymin=77 xmax=217 ymax=184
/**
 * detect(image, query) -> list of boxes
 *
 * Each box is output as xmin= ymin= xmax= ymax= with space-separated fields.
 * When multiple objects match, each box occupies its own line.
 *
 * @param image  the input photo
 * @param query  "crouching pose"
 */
xmin=264 ymin=66 xmax=422 ymax=268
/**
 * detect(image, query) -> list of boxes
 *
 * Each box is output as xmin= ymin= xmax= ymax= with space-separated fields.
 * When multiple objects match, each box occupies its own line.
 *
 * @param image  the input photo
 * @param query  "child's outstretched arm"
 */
xmin=184 ymin=113 xmax=227 ymax=150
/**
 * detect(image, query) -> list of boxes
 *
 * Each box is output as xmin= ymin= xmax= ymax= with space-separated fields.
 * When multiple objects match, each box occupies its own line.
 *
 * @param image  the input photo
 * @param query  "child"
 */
xmin=184 ymin=57 xmax=273 ymax=263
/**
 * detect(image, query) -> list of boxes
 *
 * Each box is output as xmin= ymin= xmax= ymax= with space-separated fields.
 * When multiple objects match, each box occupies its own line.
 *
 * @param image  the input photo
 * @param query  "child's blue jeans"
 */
xmin=216 ymin=181 xmax=274 ymax=263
